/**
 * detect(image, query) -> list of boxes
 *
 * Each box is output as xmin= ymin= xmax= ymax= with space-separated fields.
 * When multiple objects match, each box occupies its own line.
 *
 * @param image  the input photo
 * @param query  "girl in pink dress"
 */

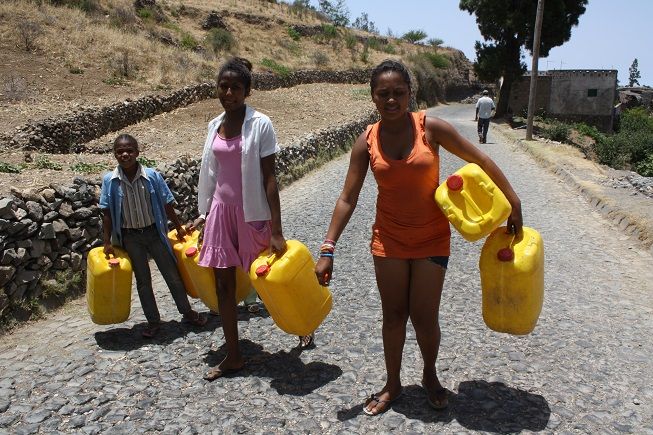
xmin=192 ymin=58 xmax=312 ymax=381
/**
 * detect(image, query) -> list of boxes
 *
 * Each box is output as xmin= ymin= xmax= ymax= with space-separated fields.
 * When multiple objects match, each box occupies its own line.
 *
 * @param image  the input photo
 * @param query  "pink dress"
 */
xmin=198 ymin=133 xmax=271 ymax=269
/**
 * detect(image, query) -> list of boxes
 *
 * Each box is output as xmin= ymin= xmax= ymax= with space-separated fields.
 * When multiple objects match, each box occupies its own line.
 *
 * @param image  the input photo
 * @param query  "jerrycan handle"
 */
xmin=255 ymin=252 xmax=280 ymax=277
xmin=447 ymin=174 xmax=484 ymax=222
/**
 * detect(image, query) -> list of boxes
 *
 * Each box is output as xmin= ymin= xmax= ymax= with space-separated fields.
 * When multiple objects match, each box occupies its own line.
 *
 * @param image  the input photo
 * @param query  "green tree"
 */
xmin=352 ymin=12 xmax=378 ymax=34
xmin=460 ymin=0 xmax=588 ymax=116
xmin=628 ymin=58 xmax=641 ymax=87
xmin=318 ymin=0 xmax=349 ymax=27
xmin=401 ymin=29 xmax=428 ymax=44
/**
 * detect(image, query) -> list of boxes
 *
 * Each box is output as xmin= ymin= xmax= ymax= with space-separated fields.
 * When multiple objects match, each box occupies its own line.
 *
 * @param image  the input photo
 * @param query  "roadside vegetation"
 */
xmin=532 ymin=107 xmax=653 ymax=177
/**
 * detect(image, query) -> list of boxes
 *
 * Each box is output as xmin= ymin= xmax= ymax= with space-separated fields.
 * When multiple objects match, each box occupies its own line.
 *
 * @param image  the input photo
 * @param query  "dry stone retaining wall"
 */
xmin=0 ymin=110 xmax=378 ymax=324
xmin=0 ymin=70 xmax=371 ymax=154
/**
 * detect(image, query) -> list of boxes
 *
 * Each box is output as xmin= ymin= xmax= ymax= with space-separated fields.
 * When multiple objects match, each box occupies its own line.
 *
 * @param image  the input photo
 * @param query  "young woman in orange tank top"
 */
xmin=315 ymin=60 xmax=523 ymax=415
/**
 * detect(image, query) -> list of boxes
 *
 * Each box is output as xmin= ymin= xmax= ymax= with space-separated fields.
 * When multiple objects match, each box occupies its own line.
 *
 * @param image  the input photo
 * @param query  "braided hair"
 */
xmin=370 ymin=59 xmax=411 ymax=92
xmin=113 ymin=133 xmax=138 ymax=150
xmin=217 ymin=57 xmax=253 ymax=95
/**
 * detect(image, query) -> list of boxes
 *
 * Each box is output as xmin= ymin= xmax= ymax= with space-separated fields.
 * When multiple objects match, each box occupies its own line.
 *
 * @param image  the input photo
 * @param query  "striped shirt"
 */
xmin=118 ymin=164 xmax=155 ymax=229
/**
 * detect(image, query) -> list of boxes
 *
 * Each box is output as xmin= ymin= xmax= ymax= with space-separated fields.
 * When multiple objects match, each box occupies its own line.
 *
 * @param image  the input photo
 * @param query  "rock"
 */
xmin=0 ymin=198 xmax=15 ymax=219
xmin=0 ymin=266 xmax=15 ymax=287
xmin=202 ymin=11 xmax=229 ymax=30
xmin=38 ymin=222 xmax=56 ymax=240
xmin=25 ymin=201 xmax=43 ymax=221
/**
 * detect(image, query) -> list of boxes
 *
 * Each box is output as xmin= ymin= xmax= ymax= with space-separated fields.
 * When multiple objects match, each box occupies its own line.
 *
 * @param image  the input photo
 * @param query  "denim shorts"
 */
xmin=427 ymin=256 xmax=449 ymax=269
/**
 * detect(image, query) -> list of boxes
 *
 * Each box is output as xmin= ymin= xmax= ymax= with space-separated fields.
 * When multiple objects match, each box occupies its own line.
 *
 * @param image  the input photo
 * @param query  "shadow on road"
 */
xmin=337 ymin=379 xmax=550 ymax=432
xmin=94 ymin=317 xmax=216 ymax=350
xmin=93 ymin=306 xmax=268 ymax=351
xmin=204 ymin=339 xmax=342 ymax=396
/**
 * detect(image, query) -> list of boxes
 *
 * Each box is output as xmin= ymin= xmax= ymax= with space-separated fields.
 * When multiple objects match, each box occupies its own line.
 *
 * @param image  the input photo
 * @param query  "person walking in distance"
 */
xmin=475 ymin=89 xmax=495 ymax=144
xmin=190 ymin=57 xmax=314 ymax=381
xmin=315 ymin=60 xmax=523 ymax=415
xmin=100 ymin=134 xmax=207 ymax=339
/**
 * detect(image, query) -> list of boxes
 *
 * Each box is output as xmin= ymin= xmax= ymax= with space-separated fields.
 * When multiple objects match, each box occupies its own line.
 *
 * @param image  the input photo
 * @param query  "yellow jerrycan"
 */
xmin=479 ymin=226 xmax=544 ymax=335
xmin=168 ymin=228 xmax=200 ymax=298
xmin=249 ymin=240 xmax=332 ymax=336
xmin=86 ymin=246 xmax=132 ymax=325
xmin=167 ymin=228 xmax=250 ymax=312
xmin=435 ymin=163 xmax=512 ymax=241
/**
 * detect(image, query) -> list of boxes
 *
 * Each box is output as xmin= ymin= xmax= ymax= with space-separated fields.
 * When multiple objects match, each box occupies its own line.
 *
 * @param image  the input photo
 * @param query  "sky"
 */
xmin=307 ymin=0 xmax=651 ymax=87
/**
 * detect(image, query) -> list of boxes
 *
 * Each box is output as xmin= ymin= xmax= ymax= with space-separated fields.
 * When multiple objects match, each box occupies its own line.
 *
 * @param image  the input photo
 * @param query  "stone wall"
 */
xmin=0 ymin=70 xmax=371 ymax=154
xmin=0 ymin=109 xmax=378 ymax=324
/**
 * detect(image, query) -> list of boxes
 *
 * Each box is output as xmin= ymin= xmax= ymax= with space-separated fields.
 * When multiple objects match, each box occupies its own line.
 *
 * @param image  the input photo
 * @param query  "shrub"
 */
xmin=34 ymin=156 xmax=62 ymax=170
xmin=428 ymin=38 xmax=444 ymax=48
xmin=287 ymin=26 xmax=301 ymax=41
xmin=109 ymin=6 xmax=136 ymax=29
xmin=401 ymin=29 xmax=427 ymax=44
xmin=70 ymin=161 xmax=108 ymax=174
xmin=541 ymin=121 xmax=571 ymax=142
xmin=635 ymin=154 xmax=653 ymax=177
xmin=382 ymin=43 xmax=396 ymax=54
xmin=41 ymin=270 xmax=83 ymax=299
xmin=17 ymin=21 xmax=42 ymax=52
xmin=343 ymin=32 xmax=357 ymax=50
xmin=2 ymin=76 xmax=28 ymax=101
xmin=277 ymin=39 xmax=301 ymax=56
xmin=0 ymin=162 xmax=23 ymax=174
xmin=319 ymin=23 xmax=338 ymax=40
xmin=137 ymin=156 xmax=157 ymax=167
xmin=360 ymin=42 xmax=369 ymax=63
xmin=594 ymin=108 xmax=653 ymax=171
xmin=422 ymin=52 xmax=449 ymax=69
xmin=311 ymin=51 xmax=329 ymax=67
xmin=179 ymin=32 xmax=198 ymax=50
xmin=205 ymin=28 xmax=235 ymax=54
xmin=261 ymin=58 xmax=291 ymax=78
xmin=109 ymin=49 xmax=137 ymax=79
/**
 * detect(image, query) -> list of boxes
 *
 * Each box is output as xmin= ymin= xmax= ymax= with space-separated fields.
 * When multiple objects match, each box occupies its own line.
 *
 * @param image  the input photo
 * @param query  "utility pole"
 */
xmin=526 ymin=0 xmax=545 ymax=140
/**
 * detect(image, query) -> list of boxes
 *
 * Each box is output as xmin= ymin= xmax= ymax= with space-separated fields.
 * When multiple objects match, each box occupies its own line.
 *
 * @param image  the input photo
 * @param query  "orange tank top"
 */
xmin=367 ymin=111 xmax=451 ymax=258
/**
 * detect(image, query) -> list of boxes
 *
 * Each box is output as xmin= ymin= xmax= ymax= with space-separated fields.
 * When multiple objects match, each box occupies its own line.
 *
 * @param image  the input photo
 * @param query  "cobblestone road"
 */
xmin=1 ymin=104 xmax=652 ymax=434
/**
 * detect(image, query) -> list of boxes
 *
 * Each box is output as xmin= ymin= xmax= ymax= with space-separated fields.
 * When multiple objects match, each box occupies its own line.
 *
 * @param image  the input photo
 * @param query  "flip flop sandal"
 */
xmin=183 ymin=312 xmax=208 ymax=327
xmin=298 ymin=334 xmax=315 ymax=349
xmin=421 ymin=381 xmax=449 ymax=410
xmin=203 ymin=365 xmax=243 ymax=382
xmin=246 ymin=303 xmax=260 ymax=314
xmin=141 ymin=323 xmax=161 ymax=338
xmin=363 ymin=389 xmax=403 ymax=416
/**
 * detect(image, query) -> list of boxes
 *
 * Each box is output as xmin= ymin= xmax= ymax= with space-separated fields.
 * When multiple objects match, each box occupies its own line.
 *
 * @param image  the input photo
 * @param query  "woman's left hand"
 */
xmin=269 ymin=233 xmax=287 ymax=256
xmin=507 ymin=203 xmax=523 ymax=235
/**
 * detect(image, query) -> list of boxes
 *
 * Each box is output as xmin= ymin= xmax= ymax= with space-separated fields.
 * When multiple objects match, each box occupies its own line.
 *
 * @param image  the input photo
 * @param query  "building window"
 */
xmin=587 ymin=89 xmax=598 ymax=97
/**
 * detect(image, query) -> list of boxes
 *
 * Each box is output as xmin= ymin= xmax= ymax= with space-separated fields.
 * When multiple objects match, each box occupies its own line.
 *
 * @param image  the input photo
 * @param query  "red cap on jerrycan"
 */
xmin=255 ymin=264 xmax=271 ymax=277
xmin=108 ymin=258 xmax=120 ymax=268
xmin=185 ymin=246 xmax=198 ymax=257
xmin=446 ymin=174 xmax=464 ymax=191
xmin=497 ymin=248 xmax=514 ymax=262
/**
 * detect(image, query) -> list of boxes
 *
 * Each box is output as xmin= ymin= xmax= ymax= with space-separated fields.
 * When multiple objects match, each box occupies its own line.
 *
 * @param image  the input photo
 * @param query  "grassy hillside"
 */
xmin=0 ymin=0 xmax=468 ymax=129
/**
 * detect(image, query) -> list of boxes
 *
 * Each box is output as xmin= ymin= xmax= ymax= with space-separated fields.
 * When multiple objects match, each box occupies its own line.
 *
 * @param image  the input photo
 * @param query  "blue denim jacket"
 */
xmin=99 ymin=165 xmax=175 ymax=257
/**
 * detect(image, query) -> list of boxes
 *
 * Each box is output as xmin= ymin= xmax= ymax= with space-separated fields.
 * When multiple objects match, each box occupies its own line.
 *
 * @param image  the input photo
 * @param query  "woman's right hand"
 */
xmin=315 ymin=257 xmax=333 ymax=286
xmin=103 ymin=243 xmax=115 ymax=258
xmin=186 ymin=216 xmax=205 ymax=233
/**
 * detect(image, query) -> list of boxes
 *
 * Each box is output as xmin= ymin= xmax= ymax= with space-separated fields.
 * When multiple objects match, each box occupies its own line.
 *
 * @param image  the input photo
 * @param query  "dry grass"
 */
xmin=0 ymin=0 xmax=457 ymax=132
